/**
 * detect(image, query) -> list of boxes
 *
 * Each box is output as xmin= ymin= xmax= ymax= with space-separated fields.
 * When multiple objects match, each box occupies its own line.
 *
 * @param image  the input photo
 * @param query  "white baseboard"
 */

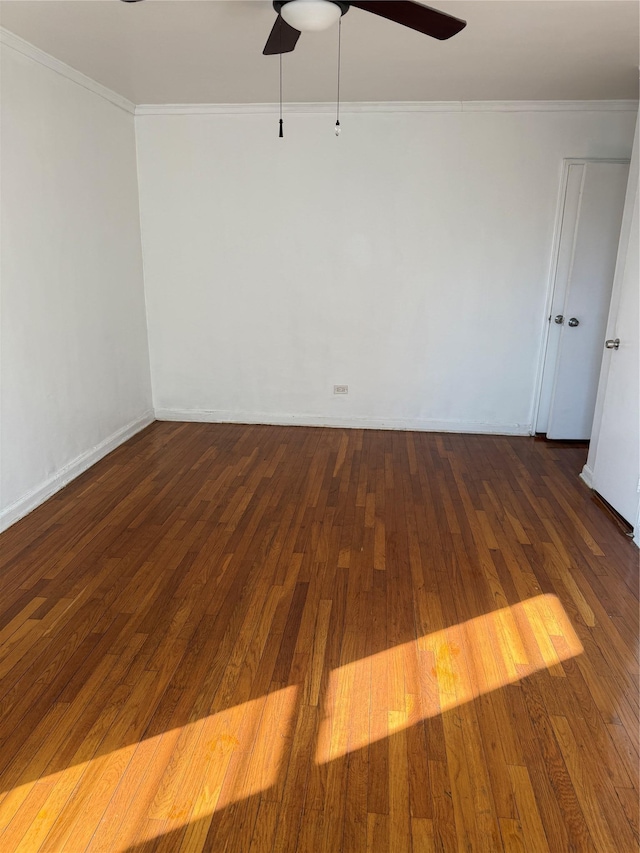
xmin=154 ymin=408 xmax=532 ymax=436
xmin=0 ymin=411 xmax=155 ymax=534
xmin=580 ymin=464 xmax=594 ymax=489
xmin=581 ymin=465 xmax=640 ymax=546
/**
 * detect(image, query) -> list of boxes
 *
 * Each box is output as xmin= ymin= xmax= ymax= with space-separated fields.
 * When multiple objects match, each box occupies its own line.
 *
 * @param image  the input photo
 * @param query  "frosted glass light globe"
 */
xmin=281 ymin=0 xmax=342 ymax=32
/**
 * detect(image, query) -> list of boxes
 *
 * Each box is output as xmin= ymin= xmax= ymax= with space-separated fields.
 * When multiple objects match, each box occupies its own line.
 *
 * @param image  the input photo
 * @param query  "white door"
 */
xmin=592 ymin=188 xmax=639 ymax=527
xmin=536 ymin=163 xmax=584 ymax=434
xmin=543 ymin=162 xmax=629 ymax=440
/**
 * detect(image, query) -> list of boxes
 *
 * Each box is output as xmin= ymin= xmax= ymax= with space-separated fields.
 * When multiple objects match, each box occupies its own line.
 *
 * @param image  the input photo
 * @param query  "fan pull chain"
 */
xmin=335 ymin=17 xmax=341 ymax=136
xmin=279 ymin=30 xmax=284 ymax=137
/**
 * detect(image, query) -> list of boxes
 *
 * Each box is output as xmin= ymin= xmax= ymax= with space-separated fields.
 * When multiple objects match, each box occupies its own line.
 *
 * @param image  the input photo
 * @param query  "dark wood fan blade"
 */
xmin=350 ymin=1 xmax=466 ymax=40
xmin=263 ymin=15 xmax=301 ymax=55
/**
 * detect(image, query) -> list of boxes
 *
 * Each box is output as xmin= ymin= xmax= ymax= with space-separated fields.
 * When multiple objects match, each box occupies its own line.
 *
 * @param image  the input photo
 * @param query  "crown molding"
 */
xmin=0 ymin=28 xmax=136 ymax=115
xmin=0 ymin=29 xmax=635 ymax=120
xmin=135 ymin=102 xmax=460 ymax=116
xmin=135 ymin=99 xmax=639 ymax=117
xmin=461 ymin=99 xmax=639 ymax=113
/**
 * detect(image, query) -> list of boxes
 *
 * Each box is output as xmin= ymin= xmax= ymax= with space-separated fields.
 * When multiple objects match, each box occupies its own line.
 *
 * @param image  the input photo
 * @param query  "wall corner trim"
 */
xmin=0 ymin=27 xmax=136 ymax=114
xmin=0 ymin=411 xmax=155 ymax=534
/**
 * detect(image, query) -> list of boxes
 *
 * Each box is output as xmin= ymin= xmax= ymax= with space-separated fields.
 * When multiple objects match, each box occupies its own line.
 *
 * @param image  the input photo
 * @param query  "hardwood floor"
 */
xmin=0 ymin=422 xmax=638 ymax=852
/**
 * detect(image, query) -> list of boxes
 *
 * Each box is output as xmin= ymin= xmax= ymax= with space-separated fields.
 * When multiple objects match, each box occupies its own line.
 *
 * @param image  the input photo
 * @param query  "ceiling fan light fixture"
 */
xmin=280 ymin=0 xmax=343 ymax=32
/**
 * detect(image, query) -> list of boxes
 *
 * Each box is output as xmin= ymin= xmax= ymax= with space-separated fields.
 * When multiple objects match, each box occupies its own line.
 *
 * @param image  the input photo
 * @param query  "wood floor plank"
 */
xmin=0 ymin=423 xmax=637 ymax=852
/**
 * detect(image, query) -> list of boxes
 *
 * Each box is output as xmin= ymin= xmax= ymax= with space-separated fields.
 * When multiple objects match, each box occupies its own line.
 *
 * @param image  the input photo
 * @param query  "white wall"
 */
xmin=136 ymin=107 xmax=636 ymax=433
xmin=0 ymin=43 xmax=153 ymax=530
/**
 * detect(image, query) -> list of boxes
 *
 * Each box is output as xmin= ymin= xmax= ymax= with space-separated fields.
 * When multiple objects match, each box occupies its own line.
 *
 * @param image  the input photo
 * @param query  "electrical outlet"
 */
xmin=334 ymin=385 xmax=348 ymax=395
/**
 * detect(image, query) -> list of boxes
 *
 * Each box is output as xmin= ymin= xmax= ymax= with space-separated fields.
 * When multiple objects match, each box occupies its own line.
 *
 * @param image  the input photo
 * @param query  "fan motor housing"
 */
xmin=273 ymin=1 xmax=350 ymax=18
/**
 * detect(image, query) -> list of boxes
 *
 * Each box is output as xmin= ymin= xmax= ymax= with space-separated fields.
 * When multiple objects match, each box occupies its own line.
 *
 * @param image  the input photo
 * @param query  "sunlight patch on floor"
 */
xmin=316 ymin=594 xmax=583 ymax=764
xmin=0 ymin=595 xmax=583 ymax=850
xmin=0 ymin=686 xmax=299 ymax=851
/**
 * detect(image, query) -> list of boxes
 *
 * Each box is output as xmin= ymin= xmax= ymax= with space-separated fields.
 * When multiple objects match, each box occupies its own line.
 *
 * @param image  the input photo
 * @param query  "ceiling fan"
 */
xmin=120 ymin=1 xmax=467 ymax=55
xmin=263 ymin=1 xmax=466 ymax=54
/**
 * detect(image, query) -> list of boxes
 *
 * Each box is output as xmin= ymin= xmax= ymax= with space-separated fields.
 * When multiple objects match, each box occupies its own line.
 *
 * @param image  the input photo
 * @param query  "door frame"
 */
xmin=531 ymin=157 xmax=631 ymax=434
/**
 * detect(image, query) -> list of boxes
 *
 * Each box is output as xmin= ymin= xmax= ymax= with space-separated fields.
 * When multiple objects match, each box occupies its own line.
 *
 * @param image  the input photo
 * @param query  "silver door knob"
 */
xmin=605 ymin=338 xmax=620 ymax=350
xmin=567 ymin=317 xmax=579 ymax=327
xmin=554 ymin=314 xmax=564 ymax=324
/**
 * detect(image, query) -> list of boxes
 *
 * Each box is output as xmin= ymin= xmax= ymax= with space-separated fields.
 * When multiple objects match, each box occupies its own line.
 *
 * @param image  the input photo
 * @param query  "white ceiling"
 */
xmin=0 ymin=1 xmax=638 ymax=105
